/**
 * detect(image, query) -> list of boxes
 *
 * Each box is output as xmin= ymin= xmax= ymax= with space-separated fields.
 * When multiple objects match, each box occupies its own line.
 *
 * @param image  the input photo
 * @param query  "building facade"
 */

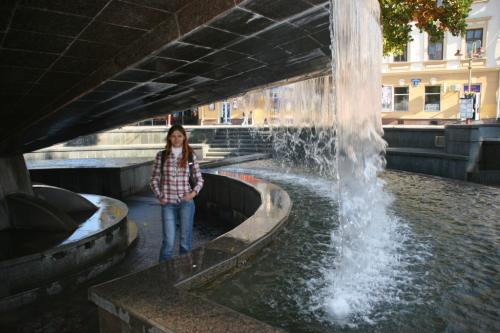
xmin=143 ymin=0 xmax=500 ymax=127
xmin=381 ymin=0 xmax=500 ymax=124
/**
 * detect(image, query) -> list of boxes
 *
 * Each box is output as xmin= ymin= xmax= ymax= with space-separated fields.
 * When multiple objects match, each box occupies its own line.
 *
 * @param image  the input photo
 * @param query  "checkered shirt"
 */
xmin=150 ymin=150 xmax=204 ymax=204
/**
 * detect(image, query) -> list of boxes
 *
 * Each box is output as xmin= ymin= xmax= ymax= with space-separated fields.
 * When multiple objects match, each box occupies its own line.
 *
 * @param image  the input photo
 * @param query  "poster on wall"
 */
xmin=463 ymin=85 xmax=481 ymax=120
xmin=459 ymin=98 xmax=474 ymax=119
xmin=382 ymin=86 xmax=393 ymax=111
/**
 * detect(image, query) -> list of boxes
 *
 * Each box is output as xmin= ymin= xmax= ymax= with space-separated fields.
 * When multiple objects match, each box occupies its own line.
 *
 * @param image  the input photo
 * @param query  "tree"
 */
xmin=380 ymin=0 xmax=473 ymax=55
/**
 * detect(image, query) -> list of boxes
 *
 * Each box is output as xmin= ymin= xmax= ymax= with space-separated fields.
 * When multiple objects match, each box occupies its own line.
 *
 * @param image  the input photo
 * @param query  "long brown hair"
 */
xmin=165 ymin=124 xmax=193 ymax=167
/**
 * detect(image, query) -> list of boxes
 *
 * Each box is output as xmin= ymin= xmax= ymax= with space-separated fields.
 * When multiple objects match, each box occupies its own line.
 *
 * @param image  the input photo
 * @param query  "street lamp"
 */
xmin=455 ymin=41 xmax=483 ymax=123
xmin=455 ymin=40 xmax=483 ymax=94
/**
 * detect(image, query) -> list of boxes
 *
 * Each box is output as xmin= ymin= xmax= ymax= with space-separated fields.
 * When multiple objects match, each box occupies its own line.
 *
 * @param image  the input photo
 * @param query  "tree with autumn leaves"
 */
xmin=380 ymin=0 xmax=473 ymax=55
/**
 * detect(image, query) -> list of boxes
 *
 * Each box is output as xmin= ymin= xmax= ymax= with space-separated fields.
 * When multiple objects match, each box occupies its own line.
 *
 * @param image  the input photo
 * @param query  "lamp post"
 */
xmin=455 ymin=41 xmax=482 ymax=123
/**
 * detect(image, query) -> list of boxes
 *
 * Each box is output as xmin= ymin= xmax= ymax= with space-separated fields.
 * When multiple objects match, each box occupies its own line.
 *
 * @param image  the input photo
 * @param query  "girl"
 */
xmin=150 ymin=125 xmax=204 ymax=262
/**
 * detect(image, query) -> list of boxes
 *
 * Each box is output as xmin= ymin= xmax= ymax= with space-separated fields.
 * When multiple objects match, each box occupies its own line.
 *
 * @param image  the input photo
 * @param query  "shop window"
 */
xmin=394 ymin=86 xmax=409 ymax=111
xmin=424 ymin=86 xmax=441 ymax=111
xmin=428 ymin=36 xmax=443 ymax=60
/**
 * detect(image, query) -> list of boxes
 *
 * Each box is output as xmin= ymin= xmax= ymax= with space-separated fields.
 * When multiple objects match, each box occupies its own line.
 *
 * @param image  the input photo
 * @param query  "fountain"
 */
xmin=87 ymin=0 xmax=499 ymax=332
xmin=194 ymin=0 xmax=500 ymax=331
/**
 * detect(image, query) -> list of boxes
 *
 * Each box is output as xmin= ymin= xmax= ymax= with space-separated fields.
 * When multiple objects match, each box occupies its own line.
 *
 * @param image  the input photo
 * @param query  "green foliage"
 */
xmin=379 ymin=0 xmax=473 ymax=56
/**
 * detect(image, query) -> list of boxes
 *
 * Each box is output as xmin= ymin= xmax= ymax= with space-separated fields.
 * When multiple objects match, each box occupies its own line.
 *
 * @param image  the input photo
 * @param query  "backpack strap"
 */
xmin=188 ymin=151 xmax=193 ymax=176
xmin=188 ymin=152 xmax=197 ymax=191
xmin=160 ymin=150 xmax=166 ymax=183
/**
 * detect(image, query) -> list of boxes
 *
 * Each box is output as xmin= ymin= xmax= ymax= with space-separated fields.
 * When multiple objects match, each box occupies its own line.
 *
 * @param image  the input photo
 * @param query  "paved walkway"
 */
xmin=0 ymin=190 xmax=229 ymax=333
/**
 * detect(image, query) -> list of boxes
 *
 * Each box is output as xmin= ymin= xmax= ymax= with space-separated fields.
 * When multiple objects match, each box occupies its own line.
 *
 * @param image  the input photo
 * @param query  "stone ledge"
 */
xmin=387 ymin=147 xmax=468 ymax=160
xmin=383 ymin=125 xmax=446 ymax=130
xmin=200 ymin=153 xmax=271 ymax=168
xmin=89 ymin=171 xmax=291 ymax=333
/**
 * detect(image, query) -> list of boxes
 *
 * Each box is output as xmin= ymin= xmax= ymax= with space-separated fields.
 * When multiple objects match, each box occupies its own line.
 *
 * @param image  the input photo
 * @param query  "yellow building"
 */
xmin=381 ymin=0 xmax=500 ymax=124
xmin=199 ymin=94 xmax=275 ymax=126
xmin=197 ymin=0 xmax=500 ymax=126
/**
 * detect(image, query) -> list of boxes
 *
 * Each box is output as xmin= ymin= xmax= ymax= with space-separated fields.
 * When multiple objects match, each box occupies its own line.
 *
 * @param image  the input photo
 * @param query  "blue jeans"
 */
xmin=159 ymin=200 xmax=195 ymax=262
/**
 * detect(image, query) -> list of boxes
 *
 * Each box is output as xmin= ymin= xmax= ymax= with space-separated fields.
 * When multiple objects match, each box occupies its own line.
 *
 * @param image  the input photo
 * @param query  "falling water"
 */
xmin=320 ymin=0 xmax=404 ymax=321
xmin=233 ymin=0 xmax=407 ymax=324
xmin=258 ymin=77 xmax=336 ymax=177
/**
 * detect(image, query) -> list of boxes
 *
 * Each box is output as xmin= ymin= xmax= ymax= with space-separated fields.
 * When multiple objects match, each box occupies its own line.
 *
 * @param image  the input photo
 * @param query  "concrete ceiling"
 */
xmin=0 ymin=0 xmax=332 ymax=155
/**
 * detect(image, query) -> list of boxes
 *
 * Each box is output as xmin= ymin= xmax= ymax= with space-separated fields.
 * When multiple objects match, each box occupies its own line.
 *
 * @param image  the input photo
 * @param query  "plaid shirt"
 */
xmin=150 ymin=150 xmax=204 ymax=204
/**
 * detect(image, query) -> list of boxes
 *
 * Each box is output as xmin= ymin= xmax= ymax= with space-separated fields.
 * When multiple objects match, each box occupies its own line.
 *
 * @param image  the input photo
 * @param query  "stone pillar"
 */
xmin=0 ymin=155 xmax=33 ymax=230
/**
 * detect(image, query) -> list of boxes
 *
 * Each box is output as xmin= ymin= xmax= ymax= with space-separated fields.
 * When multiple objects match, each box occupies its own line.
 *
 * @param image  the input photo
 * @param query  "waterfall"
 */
xmin=320 ymin=0 xmax=403 ymax=321
xmin=236 ymin=0 xmax=406 ymax=323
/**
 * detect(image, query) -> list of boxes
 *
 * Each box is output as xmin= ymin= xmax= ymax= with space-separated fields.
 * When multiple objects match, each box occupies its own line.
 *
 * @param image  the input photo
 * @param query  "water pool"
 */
xmin=198 ymin=161 xmax=500 ymax=333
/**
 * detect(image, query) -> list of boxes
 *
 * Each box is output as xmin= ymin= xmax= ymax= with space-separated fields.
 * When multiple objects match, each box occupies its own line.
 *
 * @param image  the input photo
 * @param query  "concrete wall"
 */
xmin=24 ymin=124 xmax=500 ymax=186
xmin=64 ymin=126 xmax=217 ymax=146
xmin=195 ymin=173 xmax=261 ymax=228
xmin=386 ymin=150 xmax=468 ymax=180
xmin=383 ymin=126 xmax=445 ymax=149
xmin=29 ymin=161 xmax=154 ymax=199
xmin=0 ymin=156 xmax=33 ymax=231
xmin=24 ymin=126 xmax=211 ymax=161
xmin=385 ymin=124 xmax=500 ymax=183
xmin=446 ymin=124 xmax=500 ymax=174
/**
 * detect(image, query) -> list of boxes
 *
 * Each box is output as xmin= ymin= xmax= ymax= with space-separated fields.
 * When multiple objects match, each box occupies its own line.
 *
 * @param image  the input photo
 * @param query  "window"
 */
xmin=394 ymin=45 xmax=408 ymax=62
xmin=424 ymin=86 xmax=441 ymax=111
xmin=428 ymin=36 xmax=443 ymax=60
xmin=466 ymin=28 xmax=483 ymax=57
xmin=381 ymin=86 xmax=393 ymax=111
xmin=394 ymin=87 xmax=409 ymax=111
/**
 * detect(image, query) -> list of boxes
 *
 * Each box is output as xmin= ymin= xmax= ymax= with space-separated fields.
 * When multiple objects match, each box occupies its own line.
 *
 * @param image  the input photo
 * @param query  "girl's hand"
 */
xmin=182 ymin=191 xmax=196 ymax=201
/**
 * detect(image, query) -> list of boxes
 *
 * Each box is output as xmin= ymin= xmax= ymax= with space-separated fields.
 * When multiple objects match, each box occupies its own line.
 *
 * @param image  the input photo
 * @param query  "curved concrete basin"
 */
xmin=89 ymin=171 xmax=292 ymax=333
xmin=0 ymin=188 xmax=134 ymax=312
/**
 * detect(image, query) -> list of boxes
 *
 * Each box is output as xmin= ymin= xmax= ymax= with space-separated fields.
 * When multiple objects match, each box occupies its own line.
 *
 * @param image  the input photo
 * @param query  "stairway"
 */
xmin=203 ymin=128 xmax=272 ymax=161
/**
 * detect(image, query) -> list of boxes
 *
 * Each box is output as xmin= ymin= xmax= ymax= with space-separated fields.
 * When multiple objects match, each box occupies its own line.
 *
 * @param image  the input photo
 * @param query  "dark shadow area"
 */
xmin=0 ymin=189 xmax=230 ymax=333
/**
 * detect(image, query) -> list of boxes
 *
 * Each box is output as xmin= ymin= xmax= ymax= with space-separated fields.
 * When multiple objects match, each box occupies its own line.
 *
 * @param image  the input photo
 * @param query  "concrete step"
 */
xmin=213 ymin=130 xmax=264 ymax=134
xmin=206 ymin=146 xmax=265 ymax=151
xmin=202 ymin=156 xmax=225 ymax=161
xmin=213 ymin=132 xmax=268 ymax=136
xmin=209 ymin=144 xmax=272 ymax=149
xmin=206 ymin=147 xmax=238 ymax=152
xmin=205 ymin=151 xmax=233 ymax=157
xmin=210 ymin=141 xmax=268 ymax=146
xmin=210 ymin=139 xmax=270 ymax=143
xmin=212 ymin=136 xmax=257 ymax=141
xmin=211 ymin=136 xmax=260 ymax=140
xmin=211 ymin=149 xmax=272 ymax=154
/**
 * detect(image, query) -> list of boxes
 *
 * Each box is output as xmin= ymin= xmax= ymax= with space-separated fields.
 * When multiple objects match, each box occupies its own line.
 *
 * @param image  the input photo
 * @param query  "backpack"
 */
xmin=160 ymin=150 xmax=197 ymax=190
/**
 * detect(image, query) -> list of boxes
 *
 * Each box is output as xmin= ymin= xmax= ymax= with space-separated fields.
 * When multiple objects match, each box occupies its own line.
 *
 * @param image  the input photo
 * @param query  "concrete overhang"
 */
xmin=0 ymin=0 xmax=331 ymax=155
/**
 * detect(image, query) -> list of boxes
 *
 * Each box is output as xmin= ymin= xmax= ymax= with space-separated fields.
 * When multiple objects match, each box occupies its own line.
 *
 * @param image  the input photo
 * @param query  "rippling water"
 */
xmin=198 ymin=161 xmax=500 ymax=333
